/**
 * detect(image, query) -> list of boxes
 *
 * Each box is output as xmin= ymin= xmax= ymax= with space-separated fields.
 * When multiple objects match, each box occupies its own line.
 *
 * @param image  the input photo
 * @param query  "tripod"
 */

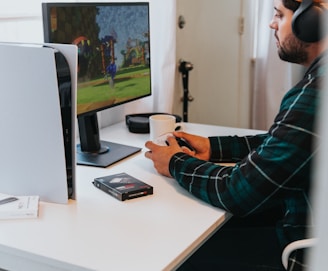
xmin=179 ymin=60 xmax=194 ymax=122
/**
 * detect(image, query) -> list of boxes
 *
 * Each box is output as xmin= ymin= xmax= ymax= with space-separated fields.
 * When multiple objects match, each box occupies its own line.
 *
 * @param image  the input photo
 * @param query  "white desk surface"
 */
xmin=0 ymin=121 xmax=261 ymax=271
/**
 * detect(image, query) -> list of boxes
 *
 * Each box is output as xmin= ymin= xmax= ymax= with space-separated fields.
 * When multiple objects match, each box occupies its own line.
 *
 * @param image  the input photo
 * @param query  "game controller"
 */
xmin=154 ymin=133 xmax=194 ymax=150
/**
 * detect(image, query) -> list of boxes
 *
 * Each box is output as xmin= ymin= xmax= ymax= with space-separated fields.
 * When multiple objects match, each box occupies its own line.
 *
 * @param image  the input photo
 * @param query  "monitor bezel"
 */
xmin=42 ymin=1 xmax=152 ymax=118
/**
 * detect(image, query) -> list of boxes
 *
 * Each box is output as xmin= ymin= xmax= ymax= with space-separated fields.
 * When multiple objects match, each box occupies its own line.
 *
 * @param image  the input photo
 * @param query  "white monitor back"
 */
xmin=0 ymin=42 xmax=77 ymax=204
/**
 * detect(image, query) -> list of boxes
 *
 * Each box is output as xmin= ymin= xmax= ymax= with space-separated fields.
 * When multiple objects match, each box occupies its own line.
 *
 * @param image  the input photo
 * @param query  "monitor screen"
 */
xmin=42 ymin=2 xmax=150 ymax=167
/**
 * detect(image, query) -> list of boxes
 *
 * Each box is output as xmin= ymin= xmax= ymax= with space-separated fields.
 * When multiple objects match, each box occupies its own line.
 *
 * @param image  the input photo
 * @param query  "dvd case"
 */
xmin=93 ymin=172 xmax=153 ymax=201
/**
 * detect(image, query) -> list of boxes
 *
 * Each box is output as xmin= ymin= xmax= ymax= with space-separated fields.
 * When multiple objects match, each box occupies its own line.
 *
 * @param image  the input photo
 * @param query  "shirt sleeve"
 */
xmin=208 ymin=134 xmax=268 ymax=162
xmin=168 ymin=81 xmax=318 ymax=217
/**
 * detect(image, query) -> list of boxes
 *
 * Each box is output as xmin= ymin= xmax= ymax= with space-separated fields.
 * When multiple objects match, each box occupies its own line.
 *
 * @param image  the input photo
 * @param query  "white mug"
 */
xmin=149 ymin=114 xmax=182 ymax=144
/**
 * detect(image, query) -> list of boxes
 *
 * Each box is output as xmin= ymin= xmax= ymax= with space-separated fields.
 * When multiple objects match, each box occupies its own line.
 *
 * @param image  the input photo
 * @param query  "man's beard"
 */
xmin=277 ymin=33 xmax=310 ymax=64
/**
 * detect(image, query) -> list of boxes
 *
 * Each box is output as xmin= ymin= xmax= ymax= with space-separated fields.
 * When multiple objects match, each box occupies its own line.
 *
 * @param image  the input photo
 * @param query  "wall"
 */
xmin=0 ymin=1 xmax=43 ymax=43
xmin=0 ymin=0 xmax=176 ymax=128
xmin=1 ymin=0 xmax=269 ymax=130
xmin=0 ymin=0 xmax=295 ymax=131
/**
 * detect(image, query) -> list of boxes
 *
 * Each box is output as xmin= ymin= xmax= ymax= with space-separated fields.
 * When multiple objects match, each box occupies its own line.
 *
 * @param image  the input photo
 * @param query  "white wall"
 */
xmin=0 ymin=0 xmax=177 ymax=128
xmin=1 ymin=0 xmax=279 ymax=130
xmin=0 ymin=1 xmax=43 ymax=43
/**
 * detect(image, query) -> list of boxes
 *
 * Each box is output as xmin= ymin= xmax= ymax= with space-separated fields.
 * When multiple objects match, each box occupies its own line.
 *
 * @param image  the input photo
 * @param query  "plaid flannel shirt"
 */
xmin=169 ymin=51 xmax=328 ymax=269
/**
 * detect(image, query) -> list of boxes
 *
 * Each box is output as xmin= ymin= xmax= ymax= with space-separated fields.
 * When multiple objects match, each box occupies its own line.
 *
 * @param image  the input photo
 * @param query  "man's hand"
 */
xmin=145 ymin=132 xmax=211 ymax=177
xmin=145 ymin=136 xmax=183 ymax=177
xmin=173 ymin=131 xmax=211 ymax=161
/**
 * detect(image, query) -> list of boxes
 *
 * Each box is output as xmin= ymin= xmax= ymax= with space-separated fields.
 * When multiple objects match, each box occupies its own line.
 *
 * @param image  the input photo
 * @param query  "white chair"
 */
xmin=281 ymin=238 xmax=317 ymax=270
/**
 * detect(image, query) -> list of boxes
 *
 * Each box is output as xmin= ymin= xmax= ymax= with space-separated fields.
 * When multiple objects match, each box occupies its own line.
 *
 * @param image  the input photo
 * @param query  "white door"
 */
xmin=174 ymin=0 xmax=254 ymax=128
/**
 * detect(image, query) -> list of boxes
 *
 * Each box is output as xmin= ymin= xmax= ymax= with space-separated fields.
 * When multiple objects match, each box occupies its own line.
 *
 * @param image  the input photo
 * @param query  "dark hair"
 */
xmin=283 ymin=0 xmax=301 ymax=12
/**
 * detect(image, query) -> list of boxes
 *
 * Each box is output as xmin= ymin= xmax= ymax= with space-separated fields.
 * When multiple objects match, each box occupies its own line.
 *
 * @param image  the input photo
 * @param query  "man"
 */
xmin=106 ymin=58 xmax=117 ymax=89
xmin=145 ymin=0 xmax=328 ymax=270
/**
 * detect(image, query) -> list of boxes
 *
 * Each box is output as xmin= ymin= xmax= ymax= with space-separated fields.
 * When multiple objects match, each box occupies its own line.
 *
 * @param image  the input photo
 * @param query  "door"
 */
xmin=174 ymin=0 xmax=254 ymax=128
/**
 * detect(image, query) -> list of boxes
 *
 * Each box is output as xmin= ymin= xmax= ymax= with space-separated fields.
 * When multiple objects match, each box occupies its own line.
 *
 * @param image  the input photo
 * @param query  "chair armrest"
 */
xmin=281 ymin=238 xmax=317 ymax=269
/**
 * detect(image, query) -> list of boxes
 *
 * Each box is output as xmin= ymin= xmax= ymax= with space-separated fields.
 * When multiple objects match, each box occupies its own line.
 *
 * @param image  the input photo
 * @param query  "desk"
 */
xmin=0 ymin=121 xmax=260 ymax=271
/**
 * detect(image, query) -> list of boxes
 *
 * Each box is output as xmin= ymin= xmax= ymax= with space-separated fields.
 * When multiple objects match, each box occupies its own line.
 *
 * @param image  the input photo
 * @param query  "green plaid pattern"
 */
xmin=169 ymin=51 xmax=328 ymax=269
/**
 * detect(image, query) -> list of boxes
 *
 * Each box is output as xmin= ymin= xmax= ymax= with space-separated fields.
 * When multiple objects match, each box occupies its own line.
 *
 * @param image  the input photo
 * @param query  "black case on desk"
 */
xmin=125 ymin=113 xmax=182 ymax=133
xmin=93 ymin=172 xmax=153 ymax=201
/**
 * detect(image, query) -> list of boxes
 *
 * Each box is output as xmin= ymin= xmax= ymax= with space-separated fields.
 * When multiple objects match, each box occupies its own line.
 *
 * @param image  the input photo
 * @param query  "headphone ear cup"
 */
xmin=292 ymin=0 xmax=327 ymax=42
xmin=293 ymin=7 xmax=322 ymax=42
xmin=292 ymin=0 xmax=324 ymax=42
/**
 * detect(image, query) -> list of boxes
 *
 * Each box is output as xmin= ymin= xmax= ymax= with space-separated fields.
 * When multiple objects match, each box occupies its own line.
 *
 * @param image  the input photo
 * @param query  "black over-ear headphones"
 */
xmin=292 ymin=0 xmax=327 ymax=42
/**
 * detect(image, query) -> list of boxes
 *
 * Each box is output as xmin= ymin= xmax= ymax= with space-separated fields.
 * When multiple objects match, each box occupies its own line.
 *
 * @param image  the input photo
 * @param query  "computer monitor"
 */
xmin=42 ymin=2 xmax=151 ymax=167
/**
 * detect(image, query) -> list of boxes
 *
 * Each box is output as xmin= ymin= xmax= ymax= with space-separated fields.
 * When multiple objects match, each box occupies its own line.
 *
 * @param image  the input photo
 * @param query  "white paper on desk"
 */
xmin=0 ymin=193 xmax=39 ymax=220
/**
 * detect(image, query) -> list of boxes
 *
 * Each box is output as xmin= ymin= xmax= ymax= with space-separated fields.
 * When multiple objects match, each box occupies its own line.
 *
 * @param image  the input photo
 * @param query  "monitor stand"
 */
xmin=76 ymin=114 xmax=141 ymax=168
